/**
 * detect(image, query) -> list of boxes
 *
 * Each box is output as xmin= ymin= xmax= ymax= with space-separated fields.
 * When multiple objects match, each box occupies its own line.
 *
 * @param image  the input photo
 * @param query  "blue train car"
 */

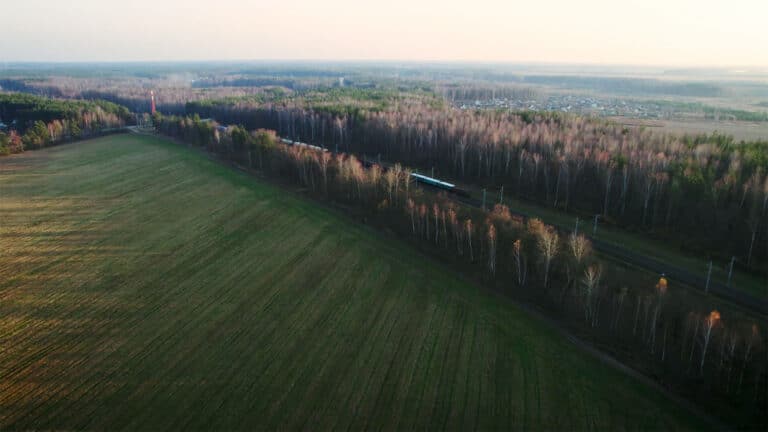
xmin=410 ymin=173 xmax=470 ymax=197
xmin=411 ymin=173 xmax=455 ymax=189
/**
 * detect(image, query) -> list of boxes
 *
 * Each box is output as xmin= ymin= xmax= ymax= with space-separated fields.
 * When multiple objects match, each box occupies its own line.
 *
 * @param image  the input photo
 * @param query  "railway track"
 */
xmin=357 ymin=155 xmax=767 ymax=316
xmin=448 ymin=191 xmax=768 ymax=316
xmin=236 ymin=130 xmax=768 ymax=316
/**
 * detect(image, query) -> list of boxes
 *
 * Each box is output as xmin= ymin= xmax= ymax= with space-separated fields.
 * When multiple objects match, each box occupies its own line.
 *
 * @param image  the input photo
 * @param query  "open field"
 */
xmin=0 ymin=135 xmax=709 ymax=430
xmin=611 ymin=117 xmax=768 ymax=141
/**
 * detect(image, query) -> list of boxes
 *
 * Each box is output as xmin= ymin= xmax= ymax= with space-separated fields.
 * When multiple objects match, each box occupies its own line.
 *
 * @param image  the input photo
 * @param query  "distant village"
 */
xmin=456 ymin=94 xmax=680 ymax=119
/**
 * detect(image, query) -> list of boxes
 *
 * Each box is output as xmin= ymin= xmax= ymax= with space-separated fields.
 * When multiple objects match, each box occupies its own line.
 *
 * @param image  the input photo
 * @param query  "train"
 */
xmin=280 ymin=138 xmax=328 ymax=153
xmin=411 ymin=173 xmax=455 ymax=189
xmin=360 ymin=156 xmax=469 ymax=197
xmin=280 ymin=140 xmax=470 ymax=198
xmin=216 ymin=128 xmax=467 ymax=198
xmin=411 ymin=173 xmax=471 ymax=197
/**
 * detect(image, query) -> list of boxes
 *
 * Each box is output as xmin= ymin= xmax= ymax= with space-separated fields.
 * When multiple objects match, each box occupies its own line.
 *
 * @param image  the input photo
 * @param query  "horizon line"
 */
xmin=2 ymin=59 xmax=768 ymax=71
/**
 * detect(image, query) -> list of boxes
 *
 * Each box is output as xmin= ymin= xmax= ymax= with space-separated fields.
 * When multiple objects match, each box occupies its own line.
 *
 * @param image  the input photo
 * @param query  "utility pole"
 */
xmin=574 ymin=217 xmax=580 ymax=235
xmin=705 ymin=261 xmax=712 ymax=293
xmin=727 ymin=256 xmax=736 ymax=289
xmin=482 ymin=188 xmax=487 ymax=210
xmin=431 ymin=167 xmax=435 ymax=178
xmin=593 ymin=214 xmax=600 ymax=236
xmin=499 ymin=185 xmax=504 ymax=205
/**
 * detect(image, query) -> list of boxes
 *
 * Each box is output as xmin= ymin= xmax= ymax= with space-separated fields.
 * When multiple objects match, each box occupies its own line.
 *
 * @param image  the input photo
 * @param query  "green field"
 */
xmin=0 ymin=134 xmax=708 ymax=430
xmin=617 ymin=118 xmax=768 ymax=142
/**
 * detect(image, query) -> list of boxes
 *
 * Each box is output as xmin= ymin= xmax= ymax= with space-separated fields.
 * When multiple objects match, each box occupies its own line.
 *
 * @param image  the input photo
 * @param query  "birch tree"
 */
xmin=536 ymin=225 xmax=559 ymax=288
xmin=487 ymin=224 xmax=497 ymax=276
xmin=465 ymin=219 xmax=474 ymax=261
xmin=512 ymin=239 xmax=527 ymax=288
xmin=581 ymin=264 xmax=602 ymax=327
xmin=700 ymin=310 xmax=721 ymax=374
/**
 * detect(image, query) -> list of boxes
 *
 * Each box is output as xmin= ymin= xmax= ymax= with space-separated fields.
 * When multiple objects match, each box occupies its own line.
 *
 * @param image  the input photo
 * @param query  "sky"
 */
xmin=0 ymin=0 xmax=766 ymax=67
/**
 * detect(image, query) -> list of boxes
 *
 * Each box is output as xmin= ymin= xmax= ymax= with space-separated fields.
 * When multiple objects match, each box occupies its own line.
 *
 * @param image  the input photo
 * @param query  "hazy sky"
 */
xmin=1 ymin=0 xmax=766 ymax=67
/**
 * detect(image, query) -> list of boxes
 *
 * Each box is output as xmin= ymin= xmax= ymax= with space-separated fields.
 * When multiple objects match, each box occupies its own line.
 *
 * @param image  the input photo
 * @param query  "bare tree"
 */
xmin=536 ymin=225 xmax=559 ymax=288
xmin=738 ymin=323 xmax=761 ymax=394
xmin=512 ymin=239 xmax=527 ymax=288
xmin=641 ymin=172 xmax=655 ymax=226
xmin=487 ymin=224 xmax=497 ymax=276
xmin=763 ymin=175 xmax=768 ymax=212
xmin=700 ymin=310 xmax=721 ymax=374
xmin=603 ymin=160 xmax=615 ymax=216
xmin=392 ymin=164 xmax=403 ymax=199
xmin=568 ymin=233 xmax=592 ymax=264
xmin=632 ymin=294 xmax=644 ymax=337
xmin=433 ymin=204 xmax=440 ymax=245
xmin=403 ymin=167 xmax=413 ymax=201
xmin=319 ymin=151 xmax=331 ymax=195
xmin=465 ymin=219 xmax=474 ymax=261
xmin=406 ymin=199 xmax=416 ymax=235
xmin=581 ymin=264 xmax=602 ymax=327
xmin=564 ymin=233 xmax=591 ymax=301
xmin=385 ymin=168 xmax=397 ymax=202
xmin=746 ymin=212 xmax=761 ymax=265
xmin=619 ymin=164 xmax=630 ymax=215
xmin=649 ymin=276 xmax=668 ymax=353
xmin=611 ymin=286 xmax=628 ymax=332
xmin=720 ymin=329 xmax=739 ymax=393
xmin=687 ymin=312 xmax=701 ymax=371
xmin=448 ymin=208 xmax=461 ymax=255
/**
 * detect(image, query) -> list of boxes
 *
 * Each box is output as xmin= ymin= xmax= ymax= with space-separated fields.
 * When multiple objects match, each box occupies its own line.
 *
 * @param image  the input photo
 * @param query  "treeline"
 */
xmin=183 ymin=99 xmax=768 ymax=272
xmin=0 ymin=79 xmax=66 ymax=97
xmin=191 ymin=76 xmax=327 ymax=90
xmin=0 ymin=93 xmax=130 ymax=155
xmin=0 ymin=77 xmax=280 ymax=115
xmin=0 ymin=75 xmax=438 ymax=118
xmin=702 ymin=106 xmax=768 ymax=122
xmin=185 ymin=87 xmax=439 ymax=128
xmin=515 ymin=75 xmax=725 ymax=98
xmin=438 ymin=83 xmax=541 ymax=102
xmin=649 ymin=100 xmax=768 ymax=122
xmin=154 ymin=113 xmax=766 ymax=428
xmin=80 ymin=87 xmax=277 ymax=115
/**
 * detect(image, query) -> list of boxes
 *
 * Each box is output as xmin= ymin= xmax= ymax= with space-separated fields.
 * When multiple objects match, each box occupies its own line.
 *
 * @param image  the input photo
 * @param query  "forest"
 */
xmin=0 ymin=93 xmax=131 ymax=154
xmin=152 ymin=112 xmax=766 ymax=428
xmin=180 ymin=94 xmax=768 ymax=274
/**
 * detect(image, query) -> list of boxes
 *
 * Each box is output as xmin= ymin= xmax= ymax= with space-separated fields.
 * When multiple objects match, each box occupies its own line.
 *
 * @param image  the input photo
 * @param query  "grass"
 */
xmin=614 ymin=118 xmax=768 ymax=142
xmin=0 ymin=134 xmax=710 ymax=430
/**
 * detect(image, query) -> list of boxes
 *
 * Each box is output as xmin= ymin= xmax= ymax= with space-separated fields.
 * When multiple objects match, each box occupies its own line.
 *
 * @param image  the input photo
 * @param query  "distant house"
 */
xmin=0 ymin=121 xmax=7 ymax=131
